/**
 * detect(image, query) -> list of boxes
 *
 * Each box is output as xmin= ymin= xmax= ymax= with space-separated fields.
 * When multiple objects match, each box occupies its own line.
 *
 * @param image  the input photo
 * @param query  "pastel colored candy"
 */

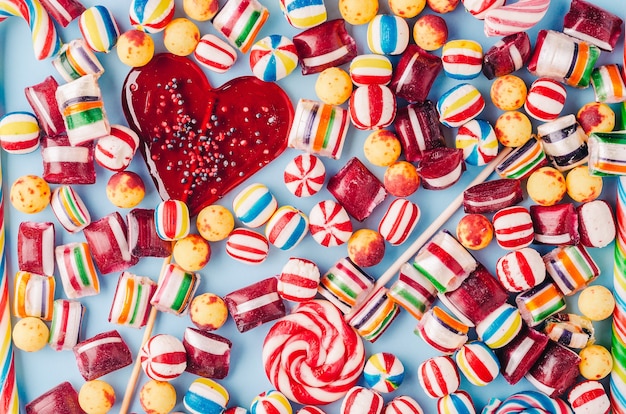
xmin=563 ymin=0 xmax=623 ymax=52
xmin=588 ymin=131 xmax=626 ymax=176
xmin=363 ymin=352 xmax=405 ymax=393
xmin=455 ymin=341 xmax=500 ymax=386
xmin=389 ymin=44 xmax=442 ymax=103
xmin=437 ymin=83 xmax=485 ymax=128
xmin=367 ymin=14 xmax=410 ymax=55
xmin=151 ymin=263 xmax=200 ymax=315
xmin=417 ymin=355 xmax=460 ymax=398
xmin=349 ymin=84 xmax=397 ymax=130
xmin=250 ymin=35 xmax=299 ymax=82
xmin=277 ymin=257 xmax=320 ymax=301
xmin=495 ymin=136 xmax=547 ymax=180
xmin=308 ymin=200 xmax=353 ymax=247
xmin=129 ymin=0 xmax=175 ymax=33
xmin=388 ymin=262 xmax=437 ymax=321
xmin=225 ymin=277 xmax=285 ymax=333
xmin=482 ymin=32 xmax=532 ymax=79
xmin=378 ymin=198 xmax=420 ymax=246
xmin=52 ymin=39 xmax=104 ymax=82
xmin=568 ymin=380 xmax=611 ymax=414
xmin=496 ymin=247 xmax=546 ymax=292
xmin=183 ymin=328 xmax=232 ymax=379
xmin=384 ymin=396 xmax=424 ymax=414
xmin=393 ymin=101 xmax=446 ymax=163
xmin=17 ymin=221 xmax=55 ymax=276
xmin=213 ymin=0 xmax=269 ymax=52
xmin=225 ymin=228 xmax=270 ymax=264
xmin=578 ymin=200 xmax=616 ymax=248
xmin=13 ymin=271 xmax=55 ymax=320
xmin=95 ymin=124 xmax=140 ymax=172
xmin=317 ymin=256 xmax=375 ymax=314
xmin=591 ymin=64 xmax=626 ymax=103
xmin=55 ymin=242 xmax=100 ymax=299
xmin=492 ymin=206 xmax=534 ymax=250
xmin=437 ymin=391 xmax=475 ymax=413
xmin=194 ymin=34 xmax=238 ymax=73
xmin=455 ymin=119 xmax=498 ymax=166
xmin=279 ymin=0 xmax=327 ymax=29
xmin=416 ymin=306 xmax=469 ymax=354
xmin=347 ymin=287 xmax=400 ymax=343
xmin=48 ymin=299 xmax=85 ymax=351
xmin=155 ymin=199 xmax=190 ymax=241
xmin=84 ymin=212 xmax=139 ymax=274
xmin=524 ymin=78 xmax=567 ymax=122
xmin=543 ymin=244 xmax=600 ymax=296
xmin=284 ymin=153 xmax=326 ymax=197
xmin=233 ymin=183 xmax=277 ymax=228
xmin=349 ymin=54 xmax=393 ymax=86
xmin=265 ymin=206 xmax=309 ymax=250
xmin=442 ymin=39 xmax=483 ymax=80
xmin=340 ymin=387 xmax=383 ymax=414
xmin=516 ymin=281 xmax=566 ymax=327
xmin=287 ymin=99 xmax=350 ymax=159
xmin=39 ymin=0 xmax=85 ymax=27
xmin=24 ymin=76 xmax=65 ymax=137
xmin=495 ymin=325 xmax=549 ymax=385
xmin=79 ymin=5 xmax=120 ymax=53
xmin=484 ymin=0 xmax=550 ymax=37
xmin=461 ymin=0 xmax=504 ymax=19
xmin=184 ymin=378 xmax=230 ymax=414
xmin=108 ymin=271 xmax=158 ymax=328
xmin=41 ymin=134 xmax=96 ymax=185
xmin=50 ymin=185 xmax=91 ymax=233
xmin=476 ymin=304 xmax=522 ymax=349
xmin=139 ymin=333 xmax=187 ymax=381
xmin=0 ymin=111 xmax=40 ymax=154
xmin=73 ymin=330 xmax=132 ymax=380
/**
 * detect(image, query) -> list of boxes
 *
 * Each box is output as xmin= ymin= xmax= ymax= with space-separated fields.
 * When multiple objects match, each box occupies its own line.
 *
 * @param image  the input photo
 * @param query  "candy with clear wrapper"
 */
xmin=389 ymin=44 xmax=442 ymax=103
xmin=212 ymin=0 xmax=269 ymax=53
xmin=563 ymin=0 xmax=623 ymax=52
xmin=42 ymin=134 xmax=96 ymax=185
xmin=84 ymin=212 xmax=138 ymax=274
xmin=48 ymin=299 xmax=85 ymax=351
xmin=17 ymin=221 xmax=55 ymax=276
xmin=393 ymin=101 xmax=446 ymax=163
xmin=482 ymin=32 xmax=531 ymax=80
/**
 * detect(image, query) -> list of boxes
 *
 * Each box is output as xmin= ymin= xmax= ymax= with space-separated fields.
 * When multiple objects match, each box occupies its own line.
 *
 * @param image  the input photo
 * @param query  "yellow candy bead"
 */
xmin=579 ymin=344 xmax=612 ymax=380
xmin=578 ymin=285 xmax=616 ymax=321
xmin=117 ymin=30 xmax=154 ymax=67
xmin=339 ymin=0 xmax=378 ymax=25
xmin=196 ymin=205 xmax=235 ymax=242
xmin=315 ymin=67 xmax=353 ymax=105
xmin=163 ymin=18 xmax=200 ymax=56
xmin=13 ymin=317 xmax=49 ymax=352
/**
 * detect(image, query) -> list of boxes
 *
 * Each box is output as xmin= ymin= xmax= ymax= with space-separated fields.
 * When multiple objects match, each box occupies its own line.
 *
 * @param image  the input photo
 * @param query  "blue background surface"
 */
xmin=1 ymin=0 xmax=625 ymax=412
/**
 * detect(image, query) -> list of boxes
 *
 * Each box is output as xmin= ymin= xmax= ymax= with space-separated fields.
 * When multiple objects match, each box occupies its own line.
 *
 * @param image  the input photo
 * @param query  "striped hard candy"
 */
xmin=212 ymin=0 xmax=269 ymax=52
xmin=568 ymin=380 xmax=610 ymax=414
xmin=265 ymin=206 xmax=309 ymax=250
xmin=277 ymin=257 xmax=320 ymax=302
xmin=442 ymin=39 xmax=483 ymax=80
xmin=79 ymin=5 xmax=120 ymax=53
xmin=233 ymin=183 xmax=277 ymax=228
xmin=225 ymin=228 xmax=270 ymax=265
xmin=279 ymin=0 xmax=327 ymax=29
xmin=250 ymin=390 xmax=292 ymax=414
xmin=484 ymin=0 xmax=550 ymax=37
xmin=349 ymin=54 xmax=393 ymax=86
xmin=340 ymin=386 xmax=384 ymax=414
xmin=94 ymin=124 xmax=140 ymax=171
xmin=139 ymin=334 xmax=187 ymax=381
xmin=194 ymin=34 xmax=237 ymax=73
xmin=455 ymin=341 xmax=500 ymax=386
xmin=367 ymin=14 xmax=410 ymax=55
xmin=417 ymin=355 xmax=460 ymax=398
xmin=308 ymin=200 xmax=353 ymax=247
xmin=363 ymin=352 xmax=405 ymax=393
xmin=283 ymin=153 xmax=326 ymax=197
xmin=492 ymin=206 xmax=534 ymax=250
xmin=437 ymin=83 xmax=484 ymax=128
xmin=184 ymin=378 xmax=230 ymax=414
xmin=496 ymin=247 xmax=546 ymax=292
xmin=0 ymin=111 xmax=40 ymax=154
xmin=349 ymin=84 xmax=397 ymax=130
xmin=455 ymin=119 xmax=498 ymax=166
xmin=524 ymin=78 xmax=567 ymax=122
xmin=250 ymin=35 xmax=299 ymax=82
xmin=378 ymin=198 xmax=420 ymax=246
xmin=384 ymin=396 xmax=424 ymax=414
xmin=129 ymin=0 xmax=175 ymax=33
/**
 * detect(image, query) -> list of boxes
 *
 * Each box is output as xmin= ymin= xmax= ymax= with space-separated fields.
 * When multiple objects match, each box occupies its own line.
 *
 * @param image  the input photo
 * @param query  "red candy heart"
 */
xmin=122 ymin=53 xmax=294 ymax=216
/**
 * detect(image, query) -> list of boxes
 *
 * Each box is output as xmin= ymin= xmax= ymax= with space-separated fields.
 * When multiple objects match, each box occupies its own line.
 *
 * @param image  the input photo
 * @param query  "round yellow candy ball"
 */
xmin=527 ymin=167 xmax=566 ymax=206
xmin=140 ymin=380 xmax=176 ymax=414
xmin=578 ymin=285 xmax=616 ymax=321
xmin=363 ymin=130 xmax=401 ymax=167
xmin=106 ymin=171 xmax=146 ymax=208
xmin=413 ymin=14 xmax=448 ymax=51
xmin=348 ymin=229 xmax=385 ymax=268
xmin=339 ymin=0 xmax=378 ymax=25
xmin=491 ymin=75 xmax=527 ymax=111
xmin=577 ymin=102 xmax=615 ymax=135
xmin=315 ymin=67 xmax=353 ymax=106
xmin=579 ymin=344 xmax=613 ymax=380
xmin=494 ymin=111 xmax=532 ymax=147
xmin=13 ymin=317 xmax=49 ymax=352
xmin=456 ymin=214 xmax=493 ymax=250
xmin=79 ymin=380 xmax=116 ymax=414
xmin=196 ymin=205 xmax=235 ymax=242
xmin=163 ymin=18 xmax=200 ymax=56
xmin=117 ymin=30 xmax=155 ymax=67
xmin=566 ymin=165 xmax=603 ymax=203
xmin=189 ymin=292 xmax=229 ymax=331
xmin=173 ymin=233 xmax=211 ymax=271
xmin=183 ymin=0 xmax=219 ymax=21
xmin=384 ymin=161 xmax=420 ymax=197
xmin=388 ymin=0 xmax=426 ymax=18
xmin=10 ymin=175 xmax=50 ymax=214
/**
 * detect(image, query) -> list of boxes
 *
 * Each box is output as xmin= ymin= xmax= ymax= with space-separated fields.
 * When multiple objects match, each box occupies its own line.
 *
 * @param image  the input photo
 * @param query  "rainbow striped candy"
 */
xmin=78 ymin=5 xmax=120 ymax=53
xmin=437 ymin=83 xmax=485 ymax=128
xmin=524 ymin=78 xmax=567 ymax=122
xmin=612 ymin=177 xmax=626 ymax=412
xmin=0 ymin=111 xmax=40 ymax=154
xmin=265 ymin=206 xmax=309 ymax=250
xmin=544 ymin=244 xmax=600 ymax=296
xmin=363 ymin=352 xmax=405 ymax=393
xmin=279 ymin=0 xmax=326 ymax=29
xmin=52 ymin=39 xmax=104 ymax=82
xmin=591 ymin=64 xmax=626 ymax=103
xmin=108 ymin=272 xmax=157 ymax=328
xmin=317 ymin=257 xmax=375 ymax=314
xmin=184 ymin=378 xmax=230 ymax=414
xmin=442 ymin=39 xmax=483 ymax=80
xmin=250 ymin=389 xmax=292 ymax=414
xmin=417 ymin=355 xmax=460 ymax=398
xmin=476 ymin=303 xmax=522 ymax=349
xmin=13 ymin=271 xmax=55 ymax=320
xmin=55 ymin=242 xmax=100 ymax=299
xmin=388 ymin=262 xmax=437 ymax=321
xmin=588 ymin=131 xmax=626 ymax=176
xmin=233 ymin=183 xmax=277 ymax=228
xmin=455 ymin=341 xmax=500 ymax=386
xmin=416 ymin=306 xmax=469 ymax=355
xmin=155 ymin=199 xmax=190 ymax=241
xmin=129 ymin=0 xmax=174 ymax=33
xmin=250 ymin=35 xmax=298 ymax=82
xmin=437 ymin=391 xmax=475 ymax=414
xmin=225 ymin=228 xmax=269 ymax=265
xmin=50 ymin=185 xmax=91 ymax=233
xmin=516 ymin=281 xmax=566 ymax=327
xmin=483 ymin=0 xmax=550 ymax=37
xmin=537 ymin=114 xmax=588 ymax=172
xmin=48 ymin=299 xmax=85 ymax=351
xmin=349 ymin=84 xmax=397 ymax=130
xmin=495 ymin=136 xmax=547 ymax=179
xmin=151 ymin=263 xmax=200 ymax=315
xmin=348 ymin=287 xmax=400 ymax=343
xmin=349 ymin=54 xmax=393 ymax=86
xmin=367 ymin=14 xmax=409 ymax=55
xmin=455 ymin=119 xmax=498 ymax=166
xmin=378 ymin=199 xmax=420 ymax=246
xmin=213 ymin=0 xmax=269 ymax=53
xmin=194 ymin=34 xmax=238 ymax=73
xmin=308 ymin=200 xmax=352 ymax=247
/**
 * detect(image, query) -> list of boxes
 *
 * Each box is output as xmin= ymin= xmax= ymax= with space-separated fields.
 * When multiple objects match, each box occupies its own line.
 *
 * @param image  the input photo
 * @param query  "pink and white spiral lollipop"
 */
xmin=483 ymin=0 xmax=551 ymax=37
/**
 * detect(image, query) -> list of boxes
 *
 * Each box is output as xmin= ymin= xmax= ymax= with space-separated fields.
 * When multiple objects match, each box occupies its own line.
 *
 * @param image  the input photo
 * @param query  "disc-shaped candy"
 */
xmin=184 ymin=378 xmax=230 ymax=414
xmin=250 ymin=390 xmax=292 ymax=414
xmin=250 ymin=35 xmax=299 ymax=82
xmin=283 ymin=154 xmax=326 ymax=197
xmin=0 ymin=112 xmax=41 ymax=154
xmin=139 ymin=334 xmax=187 ymax=381
xmin=455 ymin=119 xmax=498 ymax=166
xmin=308 ymin=200 xmax=353 ymax=247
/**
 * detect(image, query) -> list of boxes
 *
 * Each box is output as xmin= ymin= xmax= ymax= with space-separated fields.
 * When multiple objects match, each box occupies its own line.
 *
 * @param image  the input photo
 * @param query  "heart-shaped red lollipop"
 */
xmin=122 ymin=53 xmax=294 ymax=216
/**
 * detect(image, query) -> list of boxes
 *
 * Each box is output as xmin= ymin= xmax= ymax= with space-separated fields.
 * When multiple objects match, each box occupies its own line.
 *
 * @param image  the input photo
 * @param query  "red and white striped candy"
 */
xmin=225 ymin=228 xmax=270 ymax=264
xmin=568 ymin=380 xmax=610 ymax=414
xmin=462 ymin=0 xmax=505 ymax=19
xmin=298 ymin=407 xmax=326 ymax=414
xmin=496 ymin=247 xmax=546 ymax=292
xmin=94 ymin=124 xmax=140 ymax=171
xmin=492 ymin=206 xmax=534 ymax=250
xmin=378 ymin=199 xmax=420 ymax=246
xmin=417 ymin=355 xmax=460 ymax=398
xmin=277 ymin=257 xmax=321 ymax=302
xmin=0 ymin=111 xmax=41 ymax=154
xmin=340 ymin=386 xmax=384 ymax=414
xmin=308 ymin=200 xmax=353 ymax=247
xmin=283 ymin=153 xmax=326 ymax=197
xmin=524 ymin=78 xmax=567 ymax=122
xmin=484 ymin=0 xmax=551 ymax=37
xmin=194 ymin=34 xmax=238 ymax=73
xmin=349 ymin=85 xmax=397 ymax=130
xmin=139 ymin=334 xmax=187 ymax=381
xmin=455 ymin=341 xmax=500 ymax=386
xmin=349 ymin=54 xmax=393 ymax=86
xmin=384 ymin=396 xmax=424 ymax=414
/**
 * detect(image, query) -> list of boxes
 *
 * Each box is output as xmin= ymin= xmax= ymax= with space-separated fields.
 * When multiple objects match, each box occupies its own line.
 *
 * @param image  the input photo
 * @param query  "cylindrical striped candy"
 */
xmin=543 ymin=244 xmax=600 ymax=296
xmin=277 ymin=257 xmax=320 ymax=301
xmin=515 ymin=281 xmax=566 ymax=327
xmin=94 ymin=124 xmax=139 ymax=171
xmin=150 ymin=263 xmax=199 ymax=315
xmin=279 ymin=0 xmax=326 ymax=29
xmin=48 ymin=299 xmax=85 ymax=351
xmin=568 ymin=380 xmax=610 ymax=414
xmin=155 ymin=199 xmax=190 ymax=241
xmin=524 ymin=78 xmax=567 ymax=122
xmin=349 ymin=84 xmax=397 ymax=130
xmin=416 ymin=306 xmax=469 ymax=355
xmin=317 ymin=257 xmax=375 ymax=314
xmin=265 ymin=206 xmax=309 ymax=250
xmin=184 ymin=378 xmax=230 ymax=414
xmin=461 ymin=0 xmax=505 ymax=19
xmin=417 ymin=355 xmax=460 ymax=398
xmin=50 ymin=185 xmax=91 ymax=233
xmin=544 ymin=313 xmax=594 ymax=349
xmin=591 ymin=64 xmax=626 ymax=104
xmin=250 ymin=35 xmax=298 ymax=82
xmin=108 ymin=272 xmax=157 ymax=328
xmin=537 ymin=114 xmax=589 ymax=172
xmin=51 ymin=39 xmax=104 ymax=82
xmin=588 ymin=131 xmax=626 ymax=176
xmin=496 ymin=247 xmax=546 ymax=292
xmin=194 ymin=34 xmax=238 ymax=73
xmin=55 ymin=242 xmax=100 ymax=299
xmin=0 ymin=111 xmax=40 ymax=154
xmin=13 ymin=271 xmax=55 ymax=320
xmin=611 ymin=176 xmax=626 ymax=412
xmin=437 ymin=391 xmax=475 ymax=414
xmin=483 ymin=0 xmax=550 ymax=37
xmin=495 ymin=136 xmax=547 ymax=180
xmin=225 ymin=228 xmax=270 ymax=265
xmin=78 ymin=5 xmax=120 ymax=53
xmin=476 ymin=303 xmax=522 ymax=349
xmin=283 ymin=153 xmax=326 ymax=197
xmin=442 ymin=39 xmax=483 ymax=80
xmin=139 ymin=334 xmax=187 ymax=381
xmin=367 ymin=14 xmax=410 ymax=55
xmin=437 ymin=83 xmax=485 ymax=128
xmin=455 ymin=119 xmax=498 ymax=166
xmin=233 ymin=183 xmax=277 ymax=228
xmin=384 ymin=396 xmax=424 ymax=414
xmin=308 ymin=200 xmax=352 ymax=247
xmin=455 ymin=341 xmax=500 ymax=386
xmin=340 ymin=386 xmax=384 ymax=414
xmin=388 ymin=262 xmax=437 ymax=321
xmin=347 ymin=287 xmax=400 ymax=343
xmin=129 ymin=0 xmax=175 ymax=33
xmin=363 ymin=352 xmax=405 ymax=393
xmin=39 ymin=0 xmax=85 ymax=27
xmin=349 ymin=54 xmax=393 ymax=86
xmin=212 ymin=0 xmax=269 ymax=53
xmin=492 ymin=206 xmax=535 ymax=250
xmin=378 ymin=199 xmax=420 ymax=246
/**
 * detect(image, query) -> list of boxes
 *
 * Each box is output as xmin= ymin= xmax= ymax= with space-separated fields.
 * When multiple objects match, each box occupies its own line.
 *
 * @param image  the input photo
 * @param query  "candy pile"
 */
xmin=1 ymin=0 xmax=626 ymax=413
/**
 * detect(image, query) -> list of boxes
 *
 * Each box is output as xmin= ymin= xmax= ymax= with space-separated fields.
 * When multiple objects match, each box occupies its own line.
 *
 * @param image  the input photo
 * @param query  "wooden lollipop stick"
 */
xmin=119 ymin=255 xmax=172 ymax=414
xmin=374 ymin=145 xmax=514 ymax=290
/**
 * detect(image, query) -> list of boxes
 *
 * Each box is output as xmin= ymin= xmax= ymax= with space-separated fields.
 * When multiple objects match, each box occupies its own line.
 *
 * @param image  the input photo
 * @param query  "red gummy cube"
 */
xmin=127 ymin=208 xmax=172 ymax=257
xmin=530 ymin=203 xmax=579 ymax=246
xmin=41 ymin=134 xmax=96 ymax=185
xmin=390 ymin=44 xmax=443 ymax=103
xmin=25 ymin=381 xmax=85 ymax=414
xmin=18 ymin=221 xmax=55 ymax=276
xmin=183 ymin=327 xmax=232 ymax=379
xmin=328 ymin=157 xmax=387 ymax=222
xmin=84 ymin=212 xmax=139 ymax=274
xmin=393 ymin=101 xmax=446 ymax=163
xmin=496 ymin=324 xmax=549 ymax=384
xmin=224 ymin=277 xmax=286 ymax=333
xmin=526 ymin=340 xmax=581 ymax=397
xmin=73 ymin=330 xmax=132 ymax=381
